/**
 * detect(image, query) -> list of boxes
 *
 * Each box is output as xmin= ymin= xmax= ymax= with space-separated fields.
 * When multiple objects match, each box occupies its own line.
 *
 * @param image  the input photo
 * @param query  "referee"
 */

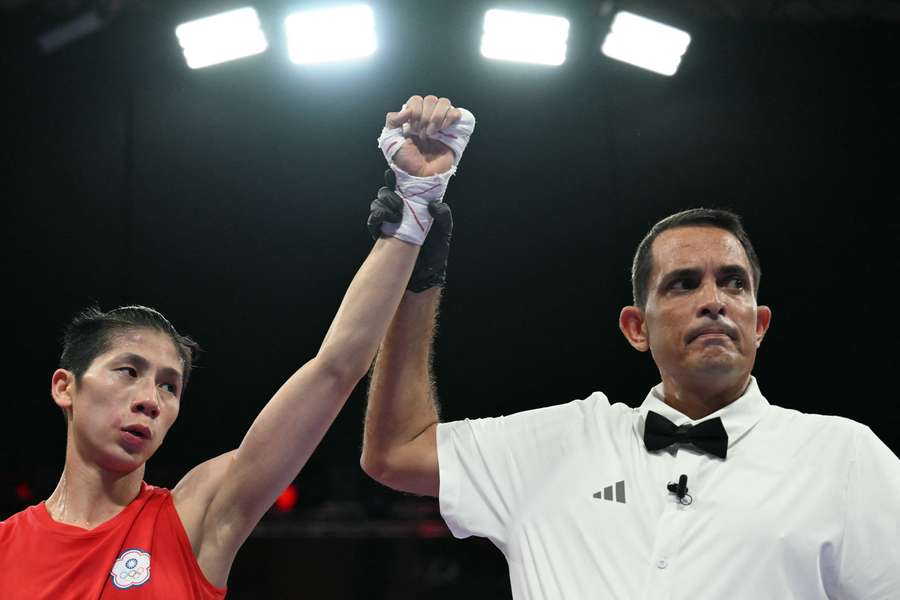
xmin=361 ymin=178 xmax=900 ymax=596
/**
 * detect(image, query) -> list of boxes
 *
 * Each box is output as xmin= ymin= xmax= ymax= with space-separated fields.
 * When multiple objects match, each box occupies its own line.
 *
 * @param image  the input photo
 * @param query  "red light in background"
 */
xmin=416 ymin=519 xmax=449 ymax=539
xmin=15 ymin=483 xmax=33 ymax=502
xmin=273 ymin=484 xmax=298 ymax=513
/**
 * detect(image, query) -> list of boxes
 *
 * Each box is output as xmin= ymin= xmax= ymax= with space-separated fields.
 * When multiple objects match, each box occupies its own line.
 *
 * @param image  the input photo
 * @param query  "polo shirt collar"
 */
xmin=634 ymin=376 xmax=769 ymax=450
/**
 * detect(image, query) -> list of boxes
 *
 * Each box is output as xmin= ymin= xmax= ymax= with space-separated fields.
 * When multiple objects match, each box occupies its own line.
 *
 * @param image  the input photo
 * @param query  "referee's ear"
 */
xmin=754 ymin=305 xmax=772 ymax=347
xmin=619 ymin=306 xmax=649 ymax=352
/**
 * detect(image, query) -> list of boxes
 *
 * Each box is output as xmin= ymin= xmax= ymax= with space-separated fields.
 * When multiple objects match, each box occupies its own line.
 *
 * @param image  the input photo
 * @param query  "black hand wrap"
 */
xmin=367 ymin=170 xmax=453 ymax=292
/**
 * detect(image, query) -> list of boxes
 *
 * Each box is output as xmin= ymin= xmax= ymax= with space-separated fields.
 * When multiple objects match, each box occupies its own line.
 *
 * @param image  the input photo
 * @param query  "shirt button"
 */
xmin=657 ymin=559 xmax=668 ymax=569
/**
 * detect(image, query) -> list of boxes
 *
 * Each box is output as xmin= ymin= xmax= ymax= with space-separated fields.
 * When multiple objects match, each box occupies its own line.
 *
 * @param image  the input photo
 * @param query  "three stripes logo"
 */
xmin=593 ymin=480 xmax=626 ymax=504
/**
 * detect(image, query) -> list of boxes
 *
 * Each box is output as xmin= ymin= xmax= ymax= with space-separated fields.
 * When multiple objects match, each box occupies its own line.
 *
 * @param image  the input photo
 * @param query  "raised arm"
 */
xmin=173 ymin=95 xmax=473 ymax=588
xmin=361 ymin=287 xmax=442 ymax=497
xmin=177 ymin=234 xmax=418 ymax=586
xmin=359 ymin=94 xmax=477 ymax=498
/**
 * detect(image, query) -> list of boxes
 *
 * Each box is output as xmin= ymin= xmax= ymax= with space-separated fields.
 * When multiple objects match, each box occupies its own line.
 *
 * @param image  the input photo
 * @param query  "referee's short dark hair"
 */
xmin=59 ymin=305 xmax=198 ymax=388
xmin=631 ymin=208 xmax=762 ymax=309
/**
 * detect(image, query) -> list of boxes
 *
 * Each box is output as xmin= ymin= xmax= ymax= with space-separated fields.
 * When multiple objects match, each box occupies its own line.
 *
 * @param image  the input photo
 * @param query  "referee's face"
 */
xmin=627 ymin=226 xmax=771 ymax=389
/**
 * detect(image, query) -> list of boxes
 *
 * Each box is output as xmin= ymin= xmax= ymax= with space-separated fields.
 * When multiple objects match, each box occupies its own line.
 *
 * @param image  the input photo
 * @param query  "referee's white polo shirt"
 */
xmin=437 ymin=377 xmax=900 ymax=599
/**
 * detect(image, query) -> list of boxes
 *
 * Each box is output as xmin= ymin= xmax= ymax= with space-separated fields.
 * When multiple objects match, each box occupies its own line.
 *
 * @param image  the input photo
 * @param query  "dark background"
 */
xmin=3 ymin=0 xmax=899 ymax=597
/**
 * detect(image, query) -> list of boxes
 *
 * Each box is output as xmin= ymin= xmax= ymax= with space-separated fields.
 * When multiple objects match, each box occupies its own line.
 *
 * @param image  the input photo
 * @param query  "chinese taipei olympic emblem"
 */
xmin=110 ymin=548 xmax=152 ymax=589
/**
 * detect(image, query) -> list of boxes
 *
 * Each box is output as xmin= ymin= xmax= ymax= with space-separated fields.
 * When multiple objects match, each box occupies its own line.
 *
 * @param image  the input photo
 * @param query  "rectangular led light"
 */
xmin=175 ymin=7 xmax=268 ymax=70
xmin=285 ymin=4 xmax=376 ymax=65
xmin=480 ymin=9 xmax=569 ymax=66
xmin=601 ymin=11 xmax=691 ymax=76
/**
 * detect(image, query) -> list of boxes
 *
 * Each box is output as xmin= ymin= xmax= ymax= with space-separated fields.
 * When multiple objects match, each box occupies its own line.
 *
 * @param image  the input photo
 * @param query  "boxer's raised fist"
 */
xmin=384 ymin=95 xmax=462 ymax=177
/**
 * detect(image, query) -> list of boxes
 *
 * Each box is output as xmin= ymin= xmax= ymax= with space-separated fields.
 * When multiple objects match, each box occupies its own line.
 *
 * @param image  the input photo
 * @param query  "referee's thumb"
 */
xmin=428 ymin=202 xmax=452 ymax=235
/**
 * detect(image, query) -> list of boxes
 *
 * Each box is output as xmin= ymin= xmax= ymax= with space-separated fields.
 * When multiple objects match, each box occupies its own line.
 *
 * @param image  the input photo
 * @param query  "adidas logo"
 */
xmin=593 ymin=480 xmax=626 ymax=504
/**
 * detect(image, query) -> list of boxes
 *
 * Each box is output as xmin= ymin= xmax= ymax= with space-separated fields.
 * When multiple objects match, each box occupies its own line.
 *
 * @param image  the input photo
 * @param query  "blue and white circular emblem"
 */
xmin=110 ymin=548 xmax=151 ymax=589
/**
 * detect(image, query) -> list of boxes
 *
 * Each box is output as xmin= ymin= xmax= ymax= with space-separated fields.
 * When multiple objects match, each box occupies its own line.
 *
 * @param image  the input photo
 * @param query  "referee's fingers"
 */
xmin=383 ymin=169 xmax=396 ymax=190
xmin=428 ymin=202 xmax=452 ymax=234
xmin=376 ymin=188 xmax=403 ymax=215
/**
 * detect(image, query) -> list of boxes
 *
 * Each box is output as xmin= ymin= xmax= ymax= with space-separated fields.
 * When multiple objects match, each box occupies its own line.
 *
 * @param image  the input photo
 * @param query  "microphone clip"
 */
xmin=667 ymin=474 xmax=693 ymax=505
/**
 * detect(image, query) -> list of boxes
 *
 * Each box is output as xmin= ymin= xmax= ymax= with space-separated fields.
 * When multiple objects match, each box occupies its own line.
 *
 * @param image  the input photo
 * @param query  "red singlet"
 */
xmin=0 ymin=482 xmax=226 ymax=599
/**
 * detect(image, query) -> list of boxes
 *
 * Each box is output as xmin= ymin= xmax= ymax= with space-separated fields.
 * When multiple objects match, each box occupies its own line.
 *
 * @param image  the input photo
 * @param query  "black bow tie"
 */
xmin=644 ymin=411 xmax=729 ymax=459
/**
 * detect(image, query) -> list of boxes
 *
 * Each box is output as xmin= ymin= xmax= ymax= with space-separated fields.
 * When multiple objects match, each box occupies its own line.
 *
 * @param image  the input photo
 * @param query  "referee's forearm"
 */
xmin=361 ymin=288 xmax=441 ymax=476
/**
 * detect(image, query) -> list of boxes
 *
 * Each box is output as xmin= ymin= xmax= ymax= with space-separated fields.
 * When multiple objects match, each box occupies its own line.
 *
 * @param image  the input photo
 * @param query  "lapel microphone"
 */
xmin=667 ymin=474 xmax=692 ymax=505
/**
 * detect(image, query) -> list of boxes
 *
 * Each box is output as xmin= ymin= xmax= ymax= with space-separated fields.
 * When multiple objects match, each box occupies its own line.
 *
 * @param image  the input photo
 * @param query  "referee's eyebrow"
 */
xmin=716 ymin=264 xmax=750 ymax=279
xmin=657 ymin=267 xmax=702 ymax=290
xmin=657 ymin=265 xmax=751 ymax=291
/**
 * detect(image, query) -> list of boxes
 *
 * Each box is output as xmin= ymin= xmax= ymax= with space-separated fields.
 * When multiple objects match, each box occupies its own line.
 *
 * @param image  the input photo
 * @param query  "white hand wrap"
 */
xmin=376 ymin=107 xmax=476 ymax=245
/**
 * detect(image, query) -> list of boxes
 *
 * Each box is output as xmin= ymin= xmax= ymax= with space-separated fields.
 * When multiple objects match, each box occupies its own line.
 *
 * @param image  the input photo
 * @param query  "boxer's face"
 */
xmin=54 ymin=328 xmax=183 ymax=473
xmin=640 ymin=226 xmax=770 ymax=384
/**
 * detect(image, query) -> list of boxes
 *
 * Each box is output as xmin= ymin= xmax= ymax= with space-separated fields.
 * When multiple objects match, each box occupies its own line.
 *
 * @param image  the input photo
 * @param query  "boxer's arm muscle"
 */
xmin=174 ymin=237 xmax=418 ymax=587
xmin=361 ymin=287 xmax=442 ymax=497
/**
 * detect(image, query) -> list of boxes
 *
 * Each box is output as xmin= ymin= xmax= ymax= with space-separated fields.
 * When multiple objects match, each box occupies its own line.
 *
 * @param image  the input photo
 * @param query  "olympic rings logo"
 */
xmin=110 ymin=548 xmax=152 ymax=589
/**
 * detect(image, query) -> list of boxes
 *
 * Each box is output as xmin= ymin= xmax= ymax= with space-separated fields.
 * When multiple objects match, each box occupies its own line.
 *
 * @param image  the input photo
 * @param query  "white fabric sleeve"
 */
xmin=834 ymin=425 xmax=900 ymax=599
xmin=436 ymin=394 xmax=609 ymax=550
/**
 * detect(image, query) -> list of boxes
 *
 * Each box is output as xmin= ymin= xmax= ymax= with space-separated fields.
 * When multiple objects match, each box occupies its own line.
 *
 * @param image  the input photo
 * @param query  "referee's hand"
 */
xmin=366 ymin=170 xmax=403 ymax=240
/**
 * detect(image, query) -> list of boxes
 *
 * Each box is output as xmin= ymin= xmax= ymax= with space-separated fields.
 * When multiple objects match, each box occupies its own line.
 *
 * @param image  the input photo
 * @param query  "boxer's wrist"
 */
xmin=366 ymin=169 xmax=442 ymax=247
xmin=375 ymin=144 xmax=455 ymax=246
xmin=380 ymin=193 xmax=434 ymax=246
xmin=391 ymin=164 xmax=455 ymax=202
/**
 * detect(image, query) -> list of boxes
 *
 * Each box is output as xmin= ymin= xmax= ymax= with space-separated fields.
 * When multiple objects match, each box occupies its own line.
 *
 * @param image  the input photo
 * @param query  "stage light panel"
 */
xmin=480 ymin=9 xmax=569 ymax=66
xmin=285 ymin=4 xmax=376 ymax=65
xmin=175 ymin=7 xmax=268 ymax=69
xmin=601 ymin=11 xmax=691 ymax=76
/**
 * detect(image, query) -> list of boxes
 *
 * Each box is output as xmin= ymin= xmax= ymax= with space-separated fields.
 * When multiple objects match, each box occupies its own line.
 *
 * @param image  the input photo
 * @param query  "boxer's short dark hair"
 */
xmin=59 ymin=305 xmax=198 ymax=387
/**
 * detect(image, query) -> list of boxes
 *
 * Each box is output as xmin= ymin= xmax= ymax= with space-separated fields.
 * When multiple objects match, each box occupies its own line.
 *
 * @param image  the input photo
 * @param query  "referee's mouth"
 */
xmin=685 ymin=325 xmax=736 ymax=344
